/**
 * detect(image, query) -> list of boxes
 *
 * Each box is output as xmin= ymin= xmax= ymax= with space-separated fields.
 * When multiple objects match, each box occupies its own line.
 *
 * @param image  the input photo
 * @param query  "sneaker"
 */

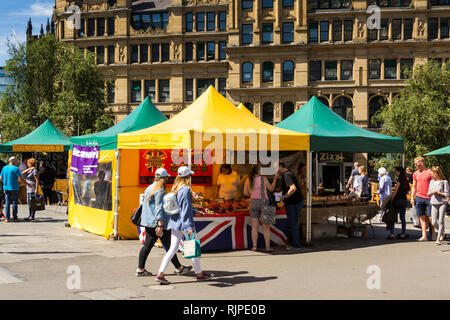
xmin=155 ymin=275 xmax=171 ymax=285
xmin=435 ymin=240 xmax=442 ymax=245
xmin=196 ymin=272 xmax=214 ymax=282
xmin=175 ymin=265 xmax=193 ymax=275
xmin=136 ymin=269 xmax=152 ymax=277
xmin=418 ymin=236 xmax=428 ymax=242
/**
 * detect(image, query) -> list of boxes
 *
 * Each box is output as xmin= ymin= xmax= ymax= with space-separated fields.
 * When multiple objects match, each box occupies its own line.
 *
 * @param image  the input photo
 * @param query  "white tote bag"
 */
xmin=410 ymin=206 xmax=420 ymax=228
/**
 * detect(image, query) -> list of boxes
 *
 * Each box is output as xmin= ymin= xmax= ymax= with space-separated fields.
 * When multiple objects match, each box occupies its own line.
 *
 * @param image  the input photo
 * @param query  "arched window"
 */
xmin=282 ymin=61 xmax=294 ymax=82
xmin=244 ymin=102 xmax=253 ymax=114
xmin=242 ymin=62 xmax=253 ymax=83
xmin=282 ymin=102 xmax=295 ymax=120
xmin=262 ymin=61 xmax=274 ymax=82
xmin=317 ymin=96 xmax=329 ymax=107
xmin=332 ymin=96 xmax=353 ymax=122
xmin=368 ymin=96 xmax=388 ymax=128
xmin=262 ymin=102 xmax=274 ymax=125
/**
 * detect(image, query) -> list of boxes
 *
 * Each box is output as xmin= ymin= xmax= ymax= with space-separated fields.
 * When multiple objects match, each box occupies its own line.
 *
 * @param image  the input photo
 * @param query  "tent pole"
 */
xmin=113 ymin=149 xmax=120 ymax=240
xmin=306 ymin=150 xmax=312 ymax=245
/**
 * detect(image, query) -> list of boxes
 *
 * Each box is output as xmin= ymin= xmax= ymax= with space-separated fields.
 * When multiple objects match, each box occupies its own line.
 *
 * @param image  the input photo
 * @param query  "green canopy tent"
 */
xmin=70 ymin=97 xmax=168 ymax=150
xmin=276 ymin=96 xmax=404 ymax=244
xmin=424 ymin=145 xmax=450 ymax=156
xmin=0 ymin=119 xmax=70 ymax=153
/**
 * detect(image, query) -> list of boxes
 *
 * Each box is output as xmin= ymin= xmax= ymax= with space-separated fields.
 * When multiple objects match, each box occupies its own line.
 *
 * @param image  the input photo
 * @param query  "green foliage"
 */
xmin=0 ymin=35 xmax=114 ymax=143
xmin=373 ymin=61 xmax=450 ymax=175
xmin=369 ymin=154 xmax=402 ymax=178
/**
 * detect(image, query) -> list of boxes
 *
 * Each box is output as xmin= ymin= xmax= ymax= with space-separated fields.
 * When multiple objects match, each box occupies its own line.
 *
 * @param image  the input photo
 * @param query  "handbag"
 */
xmin=131 ymin=205 xmax=142 ymax=226
xmin=183 ymin=232 xmax=201 ymax=259
xmin=259 ymin=176 xmax=276 ymax=225
xmin=29 ymin=194 xmax=46 ymax=211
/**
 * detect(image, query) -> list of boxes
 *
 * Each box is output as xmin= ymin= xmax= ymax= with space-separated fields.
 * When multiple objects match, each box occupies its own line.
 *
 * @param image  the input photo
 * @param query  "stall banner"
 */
xmin=70 ymin=145 xmax=100 ymax=175
xmin=139 ymin=149 xmax=213 ymax=186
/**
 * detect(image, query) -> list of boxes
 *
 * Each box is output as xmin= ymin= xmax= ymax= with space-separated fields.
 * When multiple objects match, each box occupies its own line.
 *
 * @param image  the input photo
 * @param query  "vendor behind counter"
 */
xmin=216 ymin=164 xmax=240 ymax=200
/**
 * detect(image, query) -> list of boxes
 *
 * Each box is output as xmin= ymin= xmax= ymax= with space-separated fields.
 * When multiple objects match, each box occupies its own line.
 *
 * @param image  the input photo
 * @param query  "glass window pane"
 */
xmin=186 ymin=79 xmax=193 ymax=101
xmin=283 ymin=0 xmax=294 ymax=6
xmin=218 ymin=78 xmax=226 ymax=97
xmin=428 ymin=18 xmax=438 ymax=40
xmin=283 ymin=61 xmax=294 ymax=81
xmin=333 ymin=20 xmax=342 ymax=41
xmin=108 ymin=46 xmax=115 ymax=64
xmin=263 ymin=0 xmax=274 ymax=7
xmin=392 ymin=19 xmax=402 ymax=40
xmin=97 ymin=18 xmax=105 ymax=36
xmin=262 ymin=62 xmax=274 ymax=82
xmin=320 ymin=21 xmax=329 ymax=42
xmin=207 ymin=41 xmax=215 ymax=60
xmin=242 ymin=0 xmax=253 ymax=9
xmin=159 ymin=79 xmax=170 ymax=102
xmin=219 ymin=41 xmax=226 ymax=60
xmin=282 ymin=102 xmax=295 ymax=120
xmin=344 ymin=20 xmax=353 ymax=41
xmin=97 ymin=46 xmax=104 ymax=64
xmin=242 ymin=62 xmax=253 ymax=83
xmin=440 ymin=18 xmax=449 ymax=39
xmin=309 ymin=61 xmax=322 ymax=81
xmin=384 ymin=59 xmax=397 ymax=79
xmin=131 ymin=45 xmax=139 ymax=63
xmin=403 ymin=18 xmax=413 ymax=39
xmin=145 ymin=80 xmax=156 ymax=102
xmin=186 ymin=13 xmax=193 ymax=32
xmin=151 ymin=44 xmax=160 ymax=62
xmin=207 ymin=12 xmax=216 ymax=31
xmin=140 ymin=44 xmax=148 ymax=63
xmin=325 ymin=61 xmax=337 ymax=80
xmin=400 ymin=58 xmax=413 ymax=79
xmin=185 ymin=42 xmax=193 ymax=61
xmin=380 ymin=19 xmax=388 ymax=40
xmin=282 ymin=22 xmax=294 ymax=43
xmin=131 ymin=80 xmax=141 ymax=102
xmin=219 ymin=12 xmax=226 ymax=31
xmin=161 ymin=43 xmax=170 ymax=62
xmin=368 ymin=59 xmax=381 ymax=79
xmin=88 ymin=18 xmax=95 ymax=36
xmin=341 ymin=60 xmax=353 ymax=80
xmin=242 ymin=24 xmax=253 ymax=44
xmin=309 ymin=22 xmax=318 ymax=43
xmin=196 ymin=13 xmax=205 ymax=31
xmin=197 ymin=42 xmax=205 ymax=60
xmin=262 ymin=24 xmax=274 ymax=43
xmin=108 ymin=17 xmax=115 ymax=35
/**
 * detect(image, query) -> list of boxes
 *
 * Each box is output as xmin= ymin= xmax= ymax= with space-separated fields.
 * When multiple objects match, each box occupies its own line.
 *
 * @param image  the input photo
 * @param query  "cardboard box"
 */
xmin=350 ymin=225 xmax=368 ymax=238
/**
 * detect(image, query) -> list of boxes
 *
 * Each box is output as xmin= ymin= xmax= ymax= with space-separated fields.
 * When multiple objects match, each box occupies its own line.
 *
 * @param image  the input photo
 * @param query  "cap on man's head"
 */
xmin=178 ymin=166 xmax=194 ymax=177
xmin=378 ymin=167 xmax=387 ymax=175
xmin=155 ymin=168 xmax=171 ymax=178
xmin=8 ymin=156 xmax=17 ymax=163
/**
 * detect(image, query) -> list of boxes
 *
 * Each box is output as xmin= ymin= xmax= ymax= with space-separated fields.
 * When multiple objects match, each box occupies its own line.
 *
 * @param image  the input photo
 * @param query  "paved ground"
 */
xmin=0 ymin=205 xmax=449 ymax=300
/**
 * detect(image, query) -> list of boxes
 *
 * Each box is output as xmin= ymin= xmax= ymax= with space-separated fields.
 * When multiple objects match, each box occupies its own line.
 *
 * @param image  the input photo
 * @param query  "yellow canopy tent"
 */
xmin=237 ymin=103 xmax=256 ymax=118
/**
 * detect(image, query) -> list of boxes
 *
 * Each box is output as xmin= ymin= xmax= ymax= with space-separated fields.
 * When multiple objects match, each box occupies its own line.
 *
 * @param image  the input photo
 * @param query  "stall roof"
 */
xmin=424 ymin=145 xmax=450 ymax=156
xmin=276 ymin=96 xmax=404 ymax=153
xmin=0 ymin=120 xmax=70 ymax=153
xmin=118 ymin=86 xmax=310 ymax=151
xmin=237 ymin=103 xmax=256 ymax=118
xmin=70 ymin=97 xmax=168 ymax=151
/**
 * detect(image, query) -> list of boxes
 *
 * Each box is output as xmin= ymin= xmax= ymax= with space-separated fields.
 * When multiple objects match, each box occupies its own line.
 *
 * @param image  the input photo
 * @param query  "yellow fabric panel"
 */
xmin=119 ymin=149 xmax=141 ymax=187
xmin=116 ymin=186 xmax=146 ymax=239
xmin=118 ymin=86 xmax=309 ymax=151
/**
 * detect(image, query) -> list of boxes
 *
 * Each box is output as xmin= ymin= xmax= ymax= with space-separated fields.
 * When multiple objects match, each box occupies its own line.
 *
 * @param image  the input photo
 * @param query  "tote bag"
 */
xmin=29 ymin=194 xmax=46 ymax=211
xmin=183 ymin=232 xmax=201 ymax=259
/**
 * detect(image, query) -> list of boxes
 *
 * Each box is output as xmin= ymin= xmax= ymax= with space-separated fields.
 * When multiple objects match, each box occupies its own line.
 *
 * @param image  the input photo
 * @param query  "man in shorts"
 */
xmin=411 ymin=157 xmax=434 ymax=241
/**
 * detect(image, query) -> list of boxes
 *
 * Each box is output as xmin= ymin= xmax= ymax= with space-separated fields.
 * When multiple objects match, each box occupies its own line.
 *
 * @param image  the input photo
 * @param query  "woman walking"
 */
xmin=136 ymin=168 xmax=192 ymax=277
xmin=428 ymin=166 xmax=449 ymax=245
xmin=243 ymin=164 xmax=276 ymax=252
xmin=355 ymin=166 xmax=370 ymax=199
xmin=155 ymin=166 xmax=214 ymax=285
xmin=22 ymin=158 xmax=39 ymax=221
xmin=387 ymin=167 xmax=410 ymax=240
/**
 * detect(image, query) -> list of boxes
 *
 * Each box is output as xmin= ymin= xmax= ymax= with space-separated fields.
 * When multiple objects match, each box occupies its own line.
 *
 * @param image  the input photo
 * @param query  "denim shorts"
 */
xmin=415 ymin=196 xmax=431 ymax=217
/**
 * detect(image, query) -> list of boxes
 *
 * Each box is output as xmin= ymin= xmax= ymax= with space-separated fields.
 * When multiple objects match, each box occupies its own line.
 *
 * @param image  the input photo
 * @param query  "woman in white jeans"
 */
xmin=155 ymin=166 xmax=214 ymax=285
xmin=427 ymin=166 xmax=449 ymax=245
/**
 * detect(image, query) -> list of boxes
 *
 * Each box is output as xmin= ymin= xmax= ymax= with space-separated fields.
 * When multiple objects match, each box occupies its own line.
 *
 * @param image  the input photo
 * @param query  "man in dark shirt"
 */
xmin=275 ymin=162 xmax=304 ymax=250
xmin=346 ymin=162 xmax=360 ymax=192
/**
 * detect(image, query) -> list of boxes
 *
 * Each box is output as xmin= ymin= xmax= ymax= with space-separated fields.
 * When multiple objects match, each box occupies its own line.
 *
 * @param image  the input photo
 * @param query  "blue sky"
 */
xmin=0 ymin=0 xmax=53 ymax=66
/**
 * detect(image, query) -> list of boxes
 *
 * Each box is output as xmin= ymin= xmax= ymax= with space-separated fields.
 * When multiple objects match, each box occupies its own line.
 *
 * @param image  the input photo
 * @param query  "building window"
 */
xmin=282 ymin=22 xmax=294 ymax=43
xmin=219 ymin=12 xmax=227 ymax=31
xmin=333 ymin=96 xmax=353 ymax=122
xmin=282 ymin=102 xmax=295 ymax=120
xmin=185 ymin=42 xmax=193 ymax=62
xmin=309 ymin=61 xmax=322 ymax=81
xmin=61 ymin=20 xmax=65 ymax=39
xmin=343 ymin=20 xmax=353 ymax=41
xmin=140 ymin=44 xmax=148 ymax=63
xmin=320 ymin=21 xmax=329 ymax=42
xmin=244 ymin=102 xmax=254 ymax=114
xmin=431 ymin=0 xmax=450 ymax=5
xmin=107 ymin=17 xmax=115 ymax=35
xmin=368 ymin=0 xmax=411 ymax=6
xmin=151 ymin=44 xmax=160 ymax=62
xmin=262 ymin=23 xmax=274 ymax=43
xmin=197 ymin=78 xmax=215 ymax=97
xmin=218 ymin=78 xmax=226 ymax=97
xmin=197 ymin=42 xmax=205 ymax=61
xmin=368 ymin=96 xmax=387 ymax=128
xmin=318 ymin=96 xmax=329 ymax=106
xmin=161 ymin=43 xmax=170 ymax=62
xmin=332 ymin=20 xmax=342 ymax=41
xmin=131 ymin=80 xmax=142 ymax=102
xmin=308 ymin=0 xmax=353 ymax=10
xmin=131 ymin=45 xmax=139 ymax=63
xmin=325 ymin=61 xmax=337 ymax=80
xmin=108 ymin=46 xmax=115 ymax=64
xmin=283 ymin=61 xmax=295 ymax=82
xmin=262 ymin=61 xmax=274 ymax=82
xmin=384 ymin=59 xmax=397 ymax=79
xmin=87 ymin=18 xmax=95 ymax=37
xmin=242 ymin=24 xmax=253 ymax=45
xmin=368 ymin=59 xmax=381 ymax=79
xmin=159 ymin=80 xmax=170 ymax=102
xmin=262 ymin=102 xmax=274 ymax=125
xmin=186 ymin=13 xmax=193 ymax=32
xmin=341 ymin=60 xmax=353 ymax=80
xmin=380 ymin=19 xmax=388 ymax=40
xmin=207 ymin=12 xmax=216 ymax=31
xmin=219 ymin=41 xmax=226 ymax=60
xmin=428 ymin=18 xmax=438 ymax=40
xmin=263 ymin=0 xmax=274 ymax=8
xmin=441 ymin=18 xmax=449 ymax=39
xmin=145 ymin=80 xmax=156 ymax=102
xmin=107 ymin=81 xmax=115 ymax=104
xmin=97 ymin=18 xmax=105 ymax=36
xmin=368 ymin=26 xmax=378 ymax=41
xmin=186 ymin=79 xmax=193 ymax=102
xmin=404 ymin=18 xmax=413 ymax=40
xmin=196 ymin=13 xmax=205 ymax=31
xmin=283 ymin=0 xmax=294 ymax=7
xmin=207 ymin=42 xmax=215 ymax=61
xmin=392 ymin=19 xmax=402 ymax=40
xmin=400 ymin=58 xmax=413 ymax=79
xmin=97 ymin=46 xmax=105 ymax=64
xmin=87 ymin=46 xmax=95 ymax=54
xmin=309 ymin=22 xmax=318 ymax=43
xmin=242 ymin=0 xmax=253 ymax=9
xmin=242 ymin=62 xmax=253 ymax=83
xmin=79 ymin=19 xmax=85 ymax=37
xmin=131 ymin=12 xmax=169 ymax=30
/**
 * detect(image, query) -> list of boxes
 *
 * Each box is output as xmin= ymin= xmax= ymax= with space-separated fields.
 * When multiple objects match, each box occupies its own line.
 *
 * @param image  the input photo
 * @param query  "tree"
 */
xmin=373 ymin=61 xmax=450 ymax=175
xmin=0 ymin=34 xmax=114 ymax=143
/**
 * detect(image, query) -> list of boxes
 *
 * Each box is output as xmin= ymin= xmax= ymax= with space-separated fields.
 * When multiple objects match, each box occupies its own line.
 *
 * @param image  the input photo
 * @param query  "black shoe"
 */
xmin=386 ymin=235 xmax=395 ymax=240
xmin=136 ymin=269 xmax=152 ymax=277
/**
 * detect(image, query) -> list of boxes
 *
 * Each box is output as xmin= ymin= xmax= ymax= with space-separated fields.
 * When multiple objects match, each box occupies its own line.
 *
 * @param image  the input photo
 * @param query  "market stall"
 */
xmin=277 ymin=96 xmax=404 ymax=242
xmin=118 ymin=86 xmax=310 ymax=249
xmin=67 ymin=97 xmax=168 ymax=239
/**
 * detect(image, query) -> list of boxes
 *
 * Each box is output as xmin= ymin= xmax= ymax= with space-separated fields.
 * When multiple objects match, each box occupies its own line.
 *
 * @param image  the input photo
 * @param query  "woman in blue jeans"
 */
xmin=387 ymin=167 xmax=410 ymax=240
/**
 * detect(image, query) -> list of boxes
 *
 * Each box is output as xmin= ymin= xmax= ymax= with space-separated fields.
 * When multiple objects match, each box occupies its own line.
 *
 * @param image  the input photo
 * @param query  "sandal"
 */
xmin=250 ymin=247 xmax=257 ymax=251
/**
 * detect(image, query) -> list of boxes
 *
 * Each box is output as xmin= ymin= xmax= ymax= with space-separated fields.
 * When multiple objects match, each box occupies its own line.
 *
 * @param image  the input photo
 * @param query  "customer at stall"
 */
xmin=411 ymin=157 xmax=434 ymax=242
xmin=0 ymin=157 xmax=28 ymax=222
xmin=217 ymin=164 xmax=240 ymax=200
xmin=136 ymin=168 xmax=192 ymax=277
xmin=22 ymin=158 xmax=40 ymax=221
xmin=387 ymin=167 xmax=410 ymax=240
xmin=377 ymin=167 xmax=392 ymax=204
xmin=243 ymin=164 xmax=276 ymax=252
xmin=155 ymin=166 xmax=214 ymax=285
xmin=355 ymin=166 xmax=370 ymax=199
xmin=276 ymin=162 xmax=303 ymax=251
xmin=39 ymin=162 xmax=56 ymax=205
xmin=427 ymin=166 xmax=448 ymax=245
xmin=346 ymin=162 xmax=360 ymax=192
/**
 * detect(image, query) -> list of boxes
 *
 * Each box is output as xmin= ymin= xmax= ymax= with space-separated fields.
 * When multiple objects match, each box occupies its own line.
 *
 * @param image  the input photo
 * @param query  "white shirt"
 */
xmin=217 ymin=171 xmax=240 ymax=200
